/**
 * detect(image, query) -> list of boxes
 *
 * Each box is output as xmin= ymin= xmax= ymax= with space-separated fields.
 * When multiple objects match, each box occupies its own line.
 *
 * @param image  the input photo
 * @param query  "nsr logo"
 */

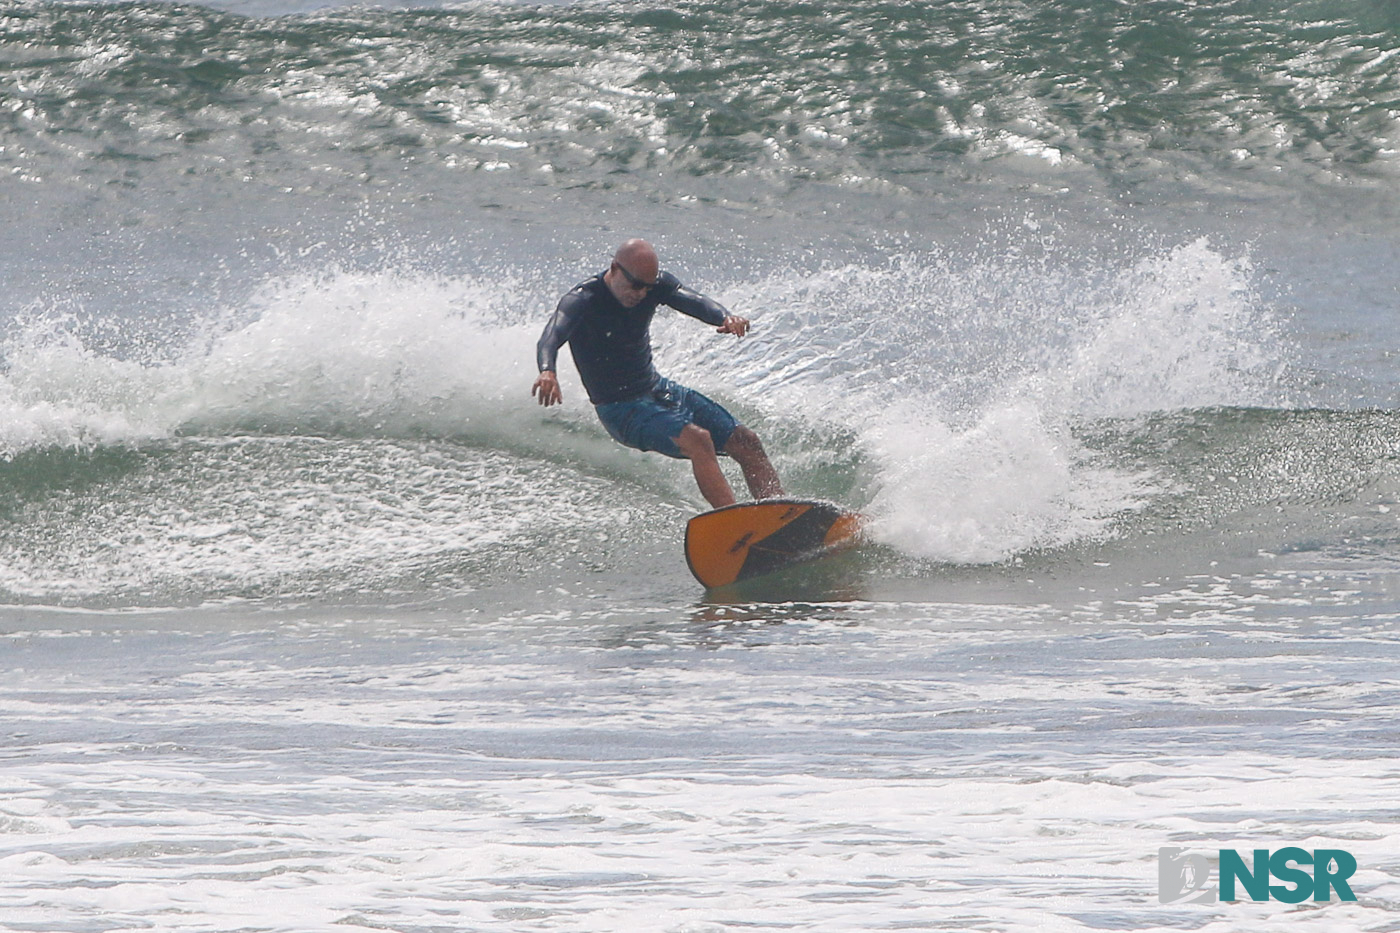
xmin=1159 ymin=847 xmax=1358 ymax=904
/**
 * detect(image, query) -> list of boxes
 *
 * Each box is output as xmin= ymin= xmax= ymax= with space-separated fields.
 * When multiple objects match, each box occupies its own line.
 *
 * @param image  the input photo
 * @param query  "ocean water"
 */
xmin=3 ymin=0 xmax=1400 ymax=929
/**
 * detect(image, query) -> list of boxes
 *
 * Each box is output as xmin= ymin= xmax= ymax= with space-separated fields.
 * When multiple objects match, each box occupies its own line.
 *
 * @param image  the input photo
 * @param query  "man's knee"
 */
xmin=675 ymin=424 xmax=716 ymax=459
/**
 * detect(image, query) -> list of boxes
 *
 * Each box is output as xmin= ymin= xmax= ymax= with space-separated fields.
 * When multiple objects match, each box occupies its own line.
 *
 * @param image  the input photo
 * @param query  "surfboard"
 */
xmin=684 ymin=499 xmax=864 ymax=589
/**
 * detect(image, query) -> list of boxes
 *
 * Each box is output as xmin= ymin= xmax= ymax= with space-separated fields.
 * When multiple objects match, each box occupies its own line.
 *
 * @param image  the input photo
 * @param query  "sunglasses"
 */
xmin=612 ymin=262 xmax=657 ymax=293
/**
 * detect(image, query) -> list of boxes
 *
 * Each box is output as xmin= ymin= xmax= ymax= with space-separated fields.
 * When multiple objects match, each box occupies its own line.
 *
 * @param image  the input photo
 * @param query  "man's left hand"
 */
xmin=717 ymin=315 xmax=750 ymax=337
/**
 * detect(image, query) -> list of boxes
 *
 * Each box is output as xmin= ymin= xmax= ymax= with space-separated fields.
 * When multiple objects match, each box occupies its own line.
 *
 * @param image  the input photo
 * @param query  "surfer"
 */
xmin=532 ymin=238 xmax=785 ymax=509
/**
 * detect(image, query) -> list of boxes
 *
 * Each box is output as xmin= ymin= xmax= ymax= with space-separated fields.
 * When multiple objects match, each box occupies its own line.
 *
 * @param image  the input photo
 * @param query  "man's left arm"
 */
xmin=660 ymin=273 xmax=750 ymax=337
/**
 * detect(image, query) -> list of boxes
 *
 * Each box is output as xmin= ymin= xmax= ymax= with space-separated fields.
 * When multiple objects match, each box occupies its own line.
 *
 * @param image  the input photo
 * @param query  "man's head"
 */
xmin=604 ymin=238 xmax=659 ymax=307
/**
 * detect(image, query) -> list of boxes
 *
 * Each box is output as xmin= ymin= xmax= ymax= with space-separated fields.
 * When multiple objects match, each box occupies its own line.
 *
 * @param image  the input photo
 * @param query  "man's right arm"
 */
xmin=533 ymin=291 xmax=586 ymax=406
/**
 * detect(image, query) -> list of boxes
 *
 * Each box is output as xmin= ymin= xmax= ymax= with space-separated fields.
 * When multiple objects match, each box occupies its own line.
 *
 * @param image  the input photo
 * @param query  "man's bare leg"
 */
xmin=676 ymin=424 xmax=737 ymax=508
xmin=724 ymin=426 xmax=785 ymax=499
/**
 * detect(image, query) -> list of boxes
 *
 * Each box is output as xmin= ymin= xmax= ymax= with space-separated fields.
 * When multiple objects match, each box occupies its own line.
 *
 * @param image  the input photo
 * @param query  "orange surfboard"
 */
xmin=684 ymin=499 xmax=864 ymax=589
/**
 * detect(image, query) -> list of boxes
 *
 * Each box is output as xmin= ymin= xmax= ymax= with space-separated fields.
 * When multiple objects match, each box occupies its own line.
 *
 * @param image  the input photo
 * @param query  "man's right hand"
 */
xmin=532 ymin=371 xmax=562 ymax=406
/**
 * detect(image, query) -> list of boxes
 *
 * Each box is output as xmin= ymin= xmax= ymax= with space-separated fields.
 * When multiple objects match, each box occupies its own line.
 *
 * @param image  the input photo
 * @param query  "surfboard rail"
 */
xmin=684 ymin=498 xmax=863 ymax=589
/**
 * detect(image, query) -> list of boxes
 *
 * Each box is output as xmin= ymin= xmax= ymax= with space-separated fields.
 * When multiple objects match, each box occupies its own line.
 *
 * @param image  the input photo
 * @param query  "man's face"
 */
xmin=606 ymin=260 xmax=658 ymax=308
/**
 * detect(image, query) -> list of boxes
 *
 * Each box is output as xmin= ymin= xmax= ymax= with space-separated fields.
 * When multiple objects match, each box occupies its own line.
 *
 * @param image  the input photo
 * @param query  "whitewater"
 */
xmin=3 ymin=0 xmax=1400 ymax=929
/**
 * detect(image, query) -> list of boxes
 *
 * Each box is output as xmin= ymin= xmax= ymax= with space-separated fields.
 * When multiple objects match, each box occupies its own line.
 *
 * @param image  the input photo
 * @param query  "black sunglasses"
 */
xmin=612 ymin=262 xmax=657 ymax=292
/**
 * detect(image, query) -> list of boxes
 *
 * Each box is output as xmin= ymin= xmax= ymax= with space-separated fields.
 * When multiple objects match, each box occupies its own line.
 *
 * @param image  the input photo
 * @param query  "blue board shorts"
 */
xmin=594 ymin=377 xmax=740 ymax=460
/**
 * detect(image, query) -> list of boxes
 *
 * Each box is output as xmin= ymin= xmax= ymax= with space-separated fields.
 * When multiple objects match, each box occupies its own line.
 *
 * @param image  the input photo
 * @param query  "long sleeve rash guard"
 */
xmin=535 ymin=271 xmax=730 ymax=404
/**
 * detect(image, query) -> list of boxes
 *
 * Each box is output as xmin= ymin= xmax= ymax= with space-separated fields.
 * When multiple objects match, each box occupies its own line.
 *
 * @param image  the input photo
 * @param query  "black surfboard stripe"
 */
xmin=734 ymin=503 xmax=842 ymax=582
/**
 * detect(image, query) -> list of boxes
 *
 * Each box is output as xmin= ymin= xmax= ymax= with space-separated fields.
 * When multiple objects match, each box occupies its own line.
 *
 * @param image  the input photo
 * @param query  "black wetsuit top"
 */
xmin=536 ymin=271 xmax=730 ymax=405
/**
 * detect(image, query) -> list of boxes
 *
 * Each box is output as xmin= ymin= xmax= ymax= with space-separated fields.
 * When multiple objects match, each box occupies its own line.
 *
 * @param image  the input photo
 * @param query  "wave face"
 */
xmin=0 ymin=239 xmax=1319 ymax=603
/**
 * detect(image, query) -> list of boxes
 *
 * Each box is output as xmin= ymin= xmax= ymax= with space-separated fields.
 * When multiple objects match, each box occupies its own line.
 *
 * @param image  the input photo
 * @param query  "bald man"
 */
xmin=532 ymin=239 xmax=784 ymax=509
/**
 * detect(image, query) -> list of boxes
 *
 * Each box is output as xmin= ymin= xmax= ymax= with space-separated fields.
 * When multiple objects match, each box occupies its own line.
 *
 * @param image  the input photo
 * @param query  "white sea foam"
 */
xmin=1051 ymin=238 xmax=1281 ymax=417
xmin=2 ymin=598 xmax=1396 ymax=932
xmin=858 ymin=400 xmax=1149 ymax=561
xmin=0 ymin=270 xmax=576 ymax=454
xmin=662 ymin=238 xmax=1281 ymax=563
